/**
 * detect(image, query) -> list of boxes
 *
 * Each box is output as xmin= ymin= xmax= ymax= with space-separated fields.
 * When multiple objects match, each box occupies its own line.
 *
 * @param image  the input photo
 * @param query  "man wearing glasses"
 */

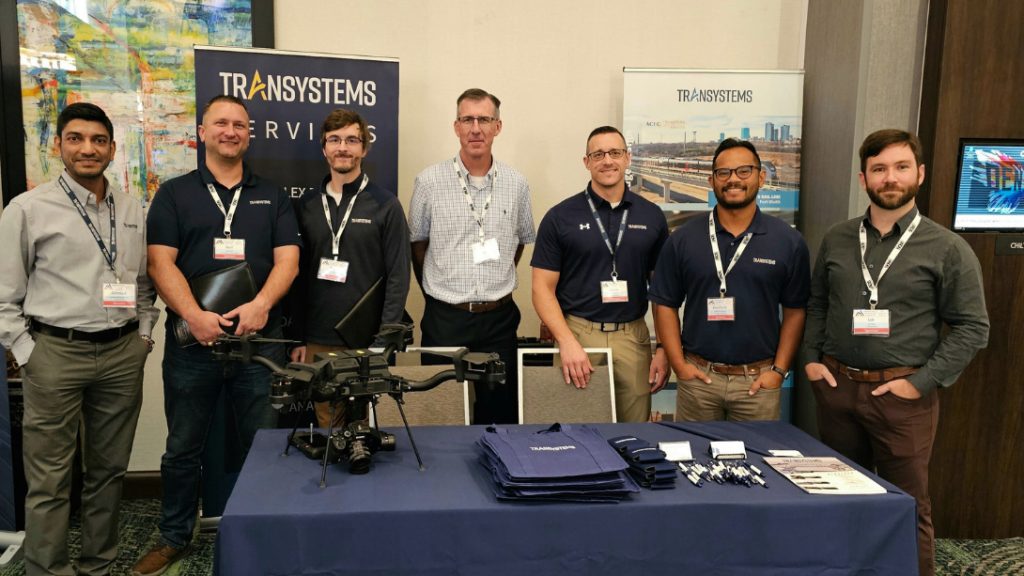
xmin=649 ymin=139 xmax=810 ymax=421
xmin=409 ymin=88 xmax=536 ymax=425
xmin=285 ymin=109 xmax=410 ymax=427
xmin=531 ymin=126 xmax=670 ymax=422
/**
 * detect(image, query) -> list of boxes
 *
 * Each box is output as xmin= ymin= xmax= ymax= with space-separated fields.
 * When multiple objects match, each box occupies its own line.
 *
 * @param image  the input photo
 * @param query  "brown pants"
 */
xmin=305 ymin=342 xmax=348 ymax=429
xmin=811 ymin=363 xmax=939 ymax=576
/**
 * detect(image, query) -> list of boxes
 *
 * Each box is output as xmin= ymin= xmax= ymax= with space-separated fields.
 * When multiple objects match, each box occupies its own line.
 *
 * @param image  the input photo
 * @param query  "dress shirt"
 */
xmin=0 ymin=171 xmax=158 ymax=364
xmin=803 ymin=206 xmax=990 ymax=395
xmin=408 ymin=155 xmax=536 ymax=304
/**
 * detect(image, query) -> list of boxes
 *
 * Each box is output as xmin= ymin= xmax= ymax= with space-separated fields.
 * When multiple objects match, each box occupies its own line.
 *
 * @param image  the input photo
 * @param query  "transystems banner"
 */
xmin=623 ymin=68 xmax=803 ymax=230
xmin=194 ymin=46 xmax=399 ymax=198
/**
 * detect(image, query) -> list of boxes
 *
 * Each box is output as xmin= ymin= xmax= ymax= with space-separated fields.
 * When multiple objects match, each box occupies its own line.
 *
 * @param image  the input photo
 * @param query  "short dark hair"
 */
xmin=712 ymin=138 xmax=761 ymax=169
xmin=456 ymin=88 xmax=501 ymax=119
xmin=859 ymin=129 xmax=923 ymax=173
xmin=586 ymin=126 xmax=627 ymax=152
xmin=56 ymin=103 xmax=113 ymax=140
xmin=203 ymin=94 xmax=248 ymax=117
xmin=320 ymin=108 xmax=371 ymax=151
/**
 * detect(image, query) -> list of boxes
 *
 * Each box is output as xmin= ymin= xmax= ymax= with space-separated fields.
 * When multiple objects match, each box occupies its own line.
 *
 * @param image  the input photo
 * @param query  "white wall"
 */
xmin=129 ymin=0 xmax=808 ymax=470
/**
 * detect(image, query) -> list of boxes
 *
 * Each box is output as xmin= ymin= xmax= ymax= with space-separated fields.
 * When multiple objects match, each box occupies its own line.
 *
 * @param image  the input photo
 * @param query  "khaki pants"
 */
xmin=675 ymin=357 xmax=780 ymax=422
xmin=21 ymin=331 xmax=148 ymax=576
xmin=563 ymin=315 xmax=653 ymax=423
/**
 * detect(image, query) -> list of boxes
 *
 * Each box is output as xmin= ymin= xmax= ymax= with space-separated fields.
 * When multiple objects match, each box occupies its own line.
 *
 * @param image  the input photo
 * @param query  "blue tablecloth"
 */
xmin=215 ymin=422 xmax=918 ymax=576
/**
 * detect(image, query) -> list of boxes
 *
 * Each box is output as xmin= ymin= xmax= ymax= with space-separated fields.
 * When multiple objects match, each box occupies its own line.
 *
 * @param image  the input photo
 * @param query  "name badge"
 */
xmin=707 ymin=297 xmax=735 ymax=321
xmin=852 ymin=309 xmax=890 ymax=337
xmin=214 ymin=238 xmax=245 ymax=260
xmin=600 ymin=280 xmax=629 ymax=303
xmin=102 ymin=283 xmax=136 ymax=308
xmin=317 ymin=258 xmax=349 ymax=283
xmin=472 ymin=238 xmax=500 ymax=264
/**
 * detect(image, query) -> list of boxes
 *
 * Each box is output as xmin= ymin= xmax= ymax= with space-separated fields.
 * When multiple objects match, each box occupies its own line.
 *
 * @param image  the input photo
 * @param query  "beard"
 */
xmin=329 ymin=155 xmax=360 ymax=175
xmin=867 ymin=180 xmax=919 ymax=210
xmin=713 ymin=183 xmax=758 ymax=210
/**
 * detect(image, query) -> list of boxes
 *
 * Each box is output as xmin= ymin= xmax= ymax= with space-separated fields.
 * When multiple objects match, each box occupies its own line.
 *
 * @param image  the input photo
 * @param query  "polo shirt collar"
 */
xmin=60 ymin=169 xmax=111 ymax=206
xmin=862 ymin=204 xmax=921 ymax=236
xmin=712 ymin=205 xmax=767 ymax=236
xmin=585 ymin=183 xmax=634 ymax=210
xmin=455 ymin=153 xmax=497 ymax=184
xmin=199 ymin=161 xmax=255 ymax=190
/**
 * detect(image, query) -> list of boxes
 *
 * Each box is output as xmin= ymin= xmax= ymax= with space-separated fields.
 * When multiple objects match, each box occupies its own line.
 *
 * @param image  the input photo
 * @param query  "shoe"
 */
xmin=131 ymin=542 xmax=191 ymax=576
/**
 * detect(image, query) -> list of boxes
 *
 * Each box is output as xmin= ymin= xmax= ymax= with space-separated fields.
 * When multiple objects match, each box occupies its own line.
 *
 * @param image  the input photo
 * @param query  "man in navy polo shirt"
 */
xmin=134 ymin=95 xmax=300 ymax=575
xmin=532 ymin=126 xmax=670 ymax=423
xmin=649 ymin=139 xmax=809 ymax=422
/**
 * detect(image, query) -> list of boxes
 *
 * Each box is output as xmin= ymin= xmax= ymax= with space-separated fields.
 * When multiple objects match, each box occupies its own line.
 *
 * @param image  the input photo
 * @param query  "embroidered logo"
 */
xmin=753 ymin=257 xmax=776 ymax=265
xmin=249 ymin=200 xmax=271 ymax=205
xmin=123 ymin=223 xmax=138 ymax=229
xmin=628 ymin=224 xmax=647 ymax=230
xmin=352 ymin=218 xmax=372 ymax=224
xmin=580 ymin=223 xmax=590 ymax=230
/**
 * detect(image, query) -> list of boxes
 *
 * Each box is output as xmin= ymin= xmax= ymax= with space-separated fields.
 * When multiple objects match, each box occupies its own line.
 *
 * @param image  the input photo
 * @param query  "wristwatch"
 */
xmin=770 ymin=365 xmax=791 ymax=379
xmin=141 ymin=334 xmax=156 ymax=352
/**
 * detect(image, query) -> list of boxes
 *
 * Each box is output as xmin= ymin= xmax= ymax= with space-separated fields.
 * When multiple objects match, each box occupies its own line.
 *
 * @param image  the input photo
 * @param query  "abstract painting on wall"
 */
xmin=18 ymin=0 xmax=252 ymax=203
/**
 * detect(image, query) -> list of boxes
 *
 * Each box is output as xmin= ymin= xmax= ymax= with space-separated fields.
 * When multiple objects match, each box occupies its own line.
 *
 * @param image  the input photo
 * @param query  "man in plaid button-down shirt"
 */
xmin=409 ymin=88 xmax=536 ymax=424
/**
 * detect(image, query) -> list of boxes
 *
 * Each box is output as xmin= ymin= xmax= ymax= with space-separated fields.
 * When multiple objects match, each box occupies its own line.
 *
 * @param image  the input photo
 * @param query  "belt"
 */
xmin=565 ymin=315 xmax=638 ymax=333
xmin=31 ymin=320 xmax=139 ymax=343
xmin=822 ymin=354 xmax=919 ymax=383
xmin=444 ymin=294 xmax=513 ymax=313
xmin=684 ymin=351 xmax=773 ymax=376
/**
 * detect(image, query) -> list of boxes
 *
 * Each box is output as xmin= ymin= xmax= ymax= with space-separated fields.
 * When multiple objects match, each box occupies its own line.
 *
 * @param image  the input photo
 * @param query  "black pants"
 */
xmin=421 ymin=295 xmax=520 ymax=425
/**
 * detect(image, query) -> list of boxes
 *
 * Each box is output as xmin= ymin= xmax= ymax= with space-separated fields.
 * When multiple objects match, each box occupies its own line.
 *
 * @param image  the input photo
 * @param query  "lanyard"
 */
xmin=322 ymin=174 xmax=369 ymax=257
xmin=59 ymin=176 xmax=119 ymax=282
xmin=453 ymin=158 xmax=496 ymax=241
xmin=858 ymin=212 xmax=921 ymax=309
xmin=584 ymin=191 xmax=629 ymax=280
xmin=708 ymin=211 xmax=752 ymax=297
xmin=207 ymin=183 xmax=243 ymax=238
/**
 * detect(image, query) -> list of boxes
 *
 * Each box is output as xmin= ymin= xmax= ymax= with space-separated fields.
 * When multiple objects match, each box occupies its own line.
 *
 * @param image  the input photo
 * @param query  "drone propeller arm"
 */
xmin=249 ymin=354 xmax=286 ymax=375
xmin=402 ymin=370 xmax=459 ymax=393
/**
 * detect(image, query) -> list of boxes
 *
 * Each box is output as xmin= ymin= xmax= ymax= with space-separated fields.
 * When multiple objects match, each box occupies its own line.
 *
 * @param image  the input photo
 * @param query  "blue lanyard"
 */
xmin=59 ymin=176 xmax=119 ymax=282
xmin=584 ymin=191 xmax=629 ymax=280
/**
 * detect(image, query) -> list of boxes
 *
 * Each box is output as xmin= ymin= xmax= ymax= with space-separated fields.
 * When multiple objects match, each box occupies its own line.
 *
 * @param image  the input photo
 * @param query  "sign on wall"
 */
xmin=194 ymin=46 xmax=399 ymax=198
xmin=623 ymin=68 xmax=804 ymax=230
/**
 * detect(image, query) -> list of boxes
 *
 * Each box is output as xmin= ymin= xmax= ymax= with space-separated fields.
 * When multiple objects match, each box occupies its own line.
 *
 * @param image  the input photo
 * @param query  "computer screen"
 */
xmin=953 ymin=139 xmax=1024 ymax=232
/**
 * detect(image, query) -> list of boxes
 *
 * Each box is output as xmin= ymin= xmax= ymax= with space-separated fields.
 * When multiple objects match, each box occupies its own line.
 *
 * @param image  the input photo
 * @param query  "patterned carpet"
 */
xmin=0 ymin=500 xmax=1020 ymax=575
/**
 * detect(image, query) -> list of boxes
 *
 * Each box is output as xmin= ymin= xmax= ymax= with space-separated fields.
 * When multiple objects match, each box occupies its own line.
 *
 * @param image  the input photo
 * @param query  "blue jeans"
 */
xmin=158 ymin=326 xmax=283 ymax=549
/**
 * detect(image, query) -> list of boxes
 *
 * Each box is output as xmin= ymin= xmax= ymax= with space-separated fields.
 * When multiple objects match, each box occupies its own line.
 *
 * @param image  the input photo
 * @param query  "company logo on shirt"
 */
xmin=579 ymin=223 xmax=590 ymax=230
xmin=529 ymin=446 xmax=577 ymax=451
xmin=123 ymin=223 xmax=138 ymax=229
xmin=250 ymin=200 xmax=271 ymax=205
xmin=753 ymin=257 xmax=776 ymax=265
xmin=352 ymin=218 xmax=372 ymax=224
xmin=628 ymin=224 xmax=647 ymax=230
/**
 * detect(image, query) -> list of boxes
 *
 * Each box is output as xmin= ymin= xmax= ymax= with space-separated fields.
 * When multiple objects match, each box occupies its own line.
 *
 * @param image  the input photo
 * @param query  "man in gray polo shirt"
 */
xmin=0 ymin=103 xmax=158 ymax=576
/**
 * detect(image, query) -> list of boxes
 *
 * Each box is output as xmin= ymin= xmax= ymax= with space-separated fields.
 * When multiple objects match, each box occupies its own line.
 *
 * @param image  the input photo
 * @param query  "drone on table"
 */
xmin=211 ymin=323 xmax=504 ymax=487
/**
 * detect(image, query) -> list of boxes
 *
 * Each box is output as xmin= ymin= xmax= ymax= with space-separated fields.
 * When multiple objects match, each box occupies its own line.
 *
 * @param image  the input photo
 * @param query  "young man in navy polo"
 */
xmin=649 ymin=139 xmax=809 ymax=422
xmin=532 ymin=126 xmax=670 ymax=423
xmin=136 ymin=95 xmax=301 ymax=575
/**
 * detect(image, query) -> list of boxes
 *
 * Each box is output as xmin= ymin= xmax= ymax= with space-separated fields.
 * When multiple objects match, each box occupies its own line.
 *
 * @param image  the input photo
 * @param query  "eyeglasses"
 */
xmin=457 ymin=116 xmax=497 ymax=127
xmin=325 ymin=136 xmax=364 ymax=147
xmin=713 ymin=165 xmax=761 ymax=181
xmin=587 ymin=149 xmax=627 ymax=161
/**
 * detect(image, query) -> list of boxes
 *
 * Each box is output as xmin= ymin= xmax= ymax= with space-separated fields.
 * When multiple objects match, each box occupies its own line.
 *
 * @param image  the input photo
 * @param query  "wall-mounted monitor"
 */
xmin=952 ymin=138 xmax=1024 ymax=232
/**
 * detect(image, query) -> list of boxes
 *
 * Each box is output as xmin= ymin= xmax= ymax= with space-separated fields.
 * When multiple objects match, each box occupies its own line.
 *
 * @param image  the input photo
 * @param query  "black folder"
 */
xmin=334 ymin=278 xmax=386 ymax=349
xmin=169 ymin=263 xmax=258 ymax=347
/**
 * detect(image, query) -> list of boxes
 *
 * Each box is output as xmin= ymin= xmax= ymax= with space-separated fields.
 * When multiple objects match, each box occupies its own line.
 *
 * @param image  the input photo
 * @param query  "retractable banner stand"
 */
xmin=193 ymin=46 xmax=399 ymax=516
xmin=624 ymin=68 xmax=804 ymax=423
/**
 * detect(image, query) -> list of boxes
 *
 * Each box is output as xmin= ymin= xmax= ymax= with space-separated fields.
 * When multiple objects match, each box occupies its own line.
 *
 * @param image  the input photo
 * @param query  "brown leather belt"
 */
xmin=822 ymin=354 xmax=919 ymax=383
xmin=684 ymin=351 xmax=774 ymax=376
xmin=31 ymin=319 xmax=139 ymax=343
xmin=444 ymin=294 xmax=513 ymax=313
